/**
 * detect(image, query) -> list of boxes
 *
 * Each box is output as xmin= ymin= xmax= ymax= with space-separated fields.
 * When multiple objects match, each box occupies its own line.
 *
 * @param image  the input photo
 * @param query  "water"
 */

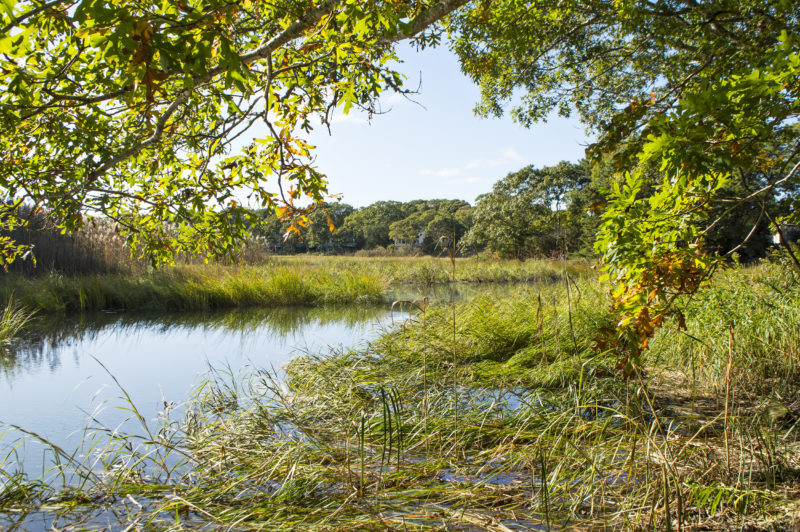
xmin=0 ymin=305 xmax=398 ymax=476
xmin=0 ymin=282 xmax=530 ymax=479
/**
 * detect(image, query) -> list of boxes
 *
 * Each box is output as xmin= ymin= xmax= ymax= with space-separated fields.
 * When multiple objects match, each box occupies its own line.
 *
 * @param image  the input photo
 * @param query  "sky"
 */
xmin=296 ymin=43 xmax=592 ymax=208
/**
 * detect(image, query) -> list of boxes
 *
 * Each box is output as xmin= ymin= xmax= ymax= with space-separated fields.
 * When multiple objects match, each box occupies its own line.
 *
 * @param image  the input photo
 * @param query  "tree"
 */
xmin=389 ymin=209 xmax=436 ymax=247
xmin=302 ymin=202 xmax=354 ymax=252
xmin=450 ymin=0 xmax=800 ymax=372
xmin=463 ymin=162 xmax=593 ymax=259
xmin=0 ymin=0 xmax=470 ymax=265
xmin=388 ymin=199 xmax=471 ymax=250
xmin=338 ymin=200 xmax=407 ymax=250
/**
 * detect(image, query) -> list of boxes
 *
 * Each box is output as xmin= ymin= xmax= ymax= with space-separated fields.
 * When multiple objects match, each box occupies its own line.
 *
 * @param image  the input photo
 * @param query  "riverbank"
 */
xmin=2 ymin=261 xmax=798 ymax=530
xmin=0 ymin=256 xmax=591 ymax=313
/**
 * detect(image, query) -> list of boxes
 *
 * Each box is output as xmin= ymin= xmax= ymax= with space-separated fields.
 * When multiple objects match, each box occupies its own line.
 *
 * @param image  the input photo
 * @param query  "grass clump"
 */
xmin=2 ymin=262 xmax=800 ymax=530
xmin=0 ymin=300 xmax=32 ymax=349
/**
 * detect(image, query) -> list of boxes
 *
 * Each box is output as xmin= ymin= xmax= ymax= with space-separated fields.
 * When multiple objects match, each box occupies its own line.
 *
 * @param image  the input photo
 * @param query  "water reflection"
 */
xmin=0 ymin=281 xmax=534 ymax=479
xmin=0 ymin=303 xmax=401 ymax=473
xmin=3 ymin=304 xmax=391 ymax=379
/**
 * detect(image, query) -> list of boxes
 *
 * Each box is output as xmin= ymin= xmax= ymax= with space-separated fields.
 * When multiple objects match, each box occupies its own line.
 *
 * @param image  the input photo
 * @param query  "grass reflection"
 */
xmin=2 ymin=305 xmax=392 ymax=379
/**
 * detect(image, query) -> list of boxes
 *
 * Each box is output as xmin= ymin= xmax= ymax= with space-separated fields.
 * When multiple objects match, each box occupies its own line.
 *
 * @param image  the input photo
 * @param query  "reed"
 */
xmin=2 ymin=261 xmax=799 ymax=530
xmin=0 ymin=264 xmax=387 ymax=313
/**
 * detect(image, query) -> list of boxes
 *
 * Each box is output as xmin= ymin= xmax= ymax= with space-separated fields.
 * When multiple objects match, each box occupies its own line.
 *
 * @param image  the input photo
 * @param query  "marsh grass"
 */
xmin=0 ymin=256 xmax=587 ymax=314
xmin=0 ymin=299 xmax=34 ymax=375
xmin=0 ymin=264 xmax=387 ymax=313
xmin=2 ymin=262 xmax=800 ymax=530
xmin=0 ymin=300 xmax=31 ymax=348
xmin=269 ymin=254 xmax=594 ymax=285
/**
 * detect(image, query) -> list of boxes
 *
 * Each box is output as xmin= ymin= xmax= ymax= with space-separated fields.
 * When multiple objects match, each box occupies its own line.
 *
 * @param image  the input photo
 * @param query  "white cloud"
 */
xmin=417 ymin=148 xmax=522 ymax=183
xmin=502 ymin=148 xmax=524 ymax=161
xmin=446 ymin=176 xmax=481 ymax=185
xmin=329 ymin=112 xmax=369 ymax=125
xmin=381 ymin=91 xmax=410 ymax=106
xmin=435 ymin=167 xmax=461 ymax=177
xmin=419 ymin=167 xmax=461 ymax=177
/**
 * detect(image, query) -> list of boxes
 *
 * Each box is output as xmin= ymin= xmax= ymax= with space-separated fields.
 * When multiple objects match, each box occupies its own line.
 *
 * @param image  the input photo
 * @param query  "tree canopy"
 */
xmin=0 ymin=0 xmax=469 ymax=265
xmin=450 ymin=0 xmax=799 ymax=372
xmin=463 ymin=161 xmax=595 ymax=259
xmin=3 ymin=0 xmax=799 ymax=371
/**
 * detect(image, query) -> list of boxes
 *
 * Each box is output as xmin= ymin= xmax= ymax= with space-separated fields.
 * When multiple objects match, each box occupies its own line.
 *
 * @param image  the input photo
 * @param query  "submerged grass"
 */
xmin=2 ymin=262 xmax=800 ymax=530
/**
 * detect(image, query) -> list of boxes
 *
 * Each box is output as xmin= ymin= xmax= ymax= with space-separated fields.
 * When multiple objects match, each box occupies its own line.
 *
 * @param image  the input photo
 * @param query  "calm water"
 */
xmin=0 ymin=282 xmax=529 ymax=480
xmin=0 ymin=305 xmax=398 ymax=470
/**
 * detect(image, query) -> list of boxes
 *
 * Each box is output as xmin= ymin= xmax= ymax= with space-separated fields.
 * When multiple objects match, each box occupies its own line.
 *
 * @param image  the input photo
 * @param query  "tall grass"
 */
xmin=0 ymin=264 xmax=387 ymax=313
xmin=2 ymin=262 xmax=798 ymax=530
xmin=0 ymin=256 xmax=589 ymax=313
xmin=0 ymin=300 xmax=33 ymax=375
xmin=648 ymin=262 xmax=800 ymax=395
xmin=2 ymin=208 xmax=141 ymax=276
xmin=270 ymin=254 xmax=594 ymax=285
xmin=2 ymin=207 xmax=275 ymax=276
xmin=0 ymin=301 xmax=31 ymax=349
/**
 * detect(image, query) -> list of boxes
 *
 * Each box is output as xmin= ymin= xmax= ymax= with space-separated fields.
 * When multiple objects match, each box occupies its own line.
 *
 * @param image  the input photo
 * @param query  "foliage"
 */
xmin=594 ymin=36 xmax=800 ymax=373
xmin=0 ymin=0 xmax=470 ymax=264
xmin=4 ymin=264 xmax=800 ymax=529
xmin=388 ymin=199 xmax=471 ymax=251
xmin=254 ymin=201 xmax=356 ymax=253
xmin=338 ymin=200 xmax=408 ymax=250
xmin=463 ymin=161 xmax=596 ymax=259
xmin=449 ymin=0 xmax=800 ymax=370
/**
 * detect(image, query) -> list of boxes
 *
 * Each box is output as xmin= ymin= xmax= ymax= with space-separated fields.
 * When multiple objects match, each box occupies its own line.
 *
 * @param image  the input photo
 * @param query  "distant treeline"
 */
xmin=256 ymin=161 xmax=604 ymax=259
xmin=2 ymin=160 xmax=785 ymax=275
xmin=253 ymin=199 xmax=473 ymax=255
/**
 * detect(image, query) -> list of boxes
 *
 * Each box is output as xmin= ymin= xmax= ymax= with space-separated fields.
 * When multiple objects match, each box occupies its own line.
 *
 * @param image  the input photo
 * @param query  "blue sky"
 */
xmin=304 ymin=43 xmax=591 ymax=207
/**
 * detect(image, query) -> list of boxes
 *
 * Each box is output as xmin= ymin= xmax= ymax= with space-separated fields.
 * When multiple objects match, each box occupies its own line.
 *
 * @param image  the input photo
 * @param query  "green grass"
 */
xmin=0 ymin=300 xmax=33 ymax=376
xmin=0 ymin=263 xmax=387 ymax=313
xmin=0 ymin=300 xmax=32 ymax=348
xmin=2 ymin=261 xmax=799 ymax=529
xmin=268 ymin=254 xmax=594 ymax=284
xmin=0 ymin=256 xmax=589 ymax=314
xmin=648 ymin=262 xmax=800 ymax=394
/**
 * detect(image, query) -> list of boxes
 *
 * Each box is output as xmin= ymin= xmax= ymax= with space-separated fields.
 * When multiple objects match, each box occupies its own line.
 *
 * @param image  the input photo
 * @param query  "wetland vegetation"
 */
xmin=0 ymin=256 xmax=591 ymax=314
xmin=3 ymin=0 xmax=800 ymax=529
xmin=2 ymin=258 xmax=799 ymax=530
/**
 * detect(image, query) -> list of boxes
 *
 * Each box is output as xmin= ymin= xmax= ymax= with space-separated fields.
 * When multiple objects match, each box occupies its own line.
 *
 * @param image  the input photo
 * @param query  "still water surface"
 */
xmin=1 ymin=305 xmax=396 ymax=470
xmin=0 ymin=282 xmax=527 ymax=477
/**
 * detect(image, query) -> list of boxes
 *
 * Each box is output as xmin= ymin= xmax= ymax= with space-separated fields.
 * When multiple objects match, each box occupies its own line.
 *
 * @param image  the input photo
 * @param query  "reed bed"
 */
xmin=0 ymin=264 xmax=387 ymax=313
xmin=0 ymin=256 xmax=587 ymax=314
xmin=2 ymin=262 xmax=799 ymax=530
